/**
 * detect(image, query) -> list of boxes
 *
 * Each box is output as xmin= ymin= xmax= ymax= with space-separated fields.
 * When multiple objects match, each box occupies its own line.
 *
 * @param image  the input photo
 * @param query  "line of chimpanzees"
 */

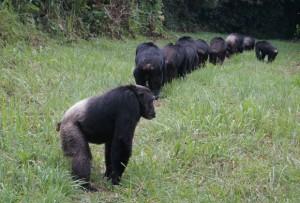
xmin=134 ymin=33 xmax=278 ymax=99
xmin=57 ymin=33 xmax=278 ymax=192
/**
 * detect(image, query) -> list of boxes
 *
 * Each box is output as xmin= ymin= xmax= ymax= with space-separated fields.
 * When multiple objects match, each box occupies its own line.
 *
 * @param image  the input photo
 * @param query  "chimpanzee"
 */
xmin=176 ymin=36 xmax=199 ymax=72
xmin=195 ymin=39 xmax=210 ymax=66
xmin=225 ymin=33 xmax=244 ymax=56
xmin=134 ymin=42 xmax=164 ymax=99
xmin=56 ymin=85 xmax=156 ymax=191
xmin=243 ymin=36 xmax=255 ymax=50
xmin=209 ymin=37 xmax=227 ymax=65
xmin=255 ymin=41 xmax=278 ymax=62
xmin=162 ymin=43 xmax=187 ymax=82
xmin=174 ymin=44 xmax=188 ymax=78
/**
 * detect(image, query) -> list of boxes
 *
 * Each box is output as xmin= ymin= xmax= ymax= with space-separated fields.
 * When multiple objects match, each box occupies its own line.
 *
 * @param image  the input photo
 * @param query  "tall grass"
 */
xmin=0 ymin=34 xmax=299 ymax=202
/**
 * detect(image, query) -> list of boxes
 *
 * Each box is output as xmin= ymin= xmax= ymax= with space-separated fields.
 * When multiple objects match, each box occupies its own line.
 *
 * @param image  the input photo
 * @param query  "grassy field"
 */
xmin=0 ymin=32 xmax=300 ymax=202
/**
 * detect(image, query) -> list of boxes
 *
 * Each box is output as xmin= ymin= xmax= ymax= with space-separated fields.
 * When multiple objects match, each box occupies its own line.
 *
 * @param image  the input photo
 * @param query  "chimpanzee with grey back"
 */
xmin=133 ymin=42 xmax=164 ymax=99
xmin=57 ymin=85 xmax=156 ymax=191
xmin=255 ymin=41 xmax=278 ymax=62
xmin=225 ymin=33 xmax=244 ymax=57
xmin=243 ymin=36 xmax=255 ymax=50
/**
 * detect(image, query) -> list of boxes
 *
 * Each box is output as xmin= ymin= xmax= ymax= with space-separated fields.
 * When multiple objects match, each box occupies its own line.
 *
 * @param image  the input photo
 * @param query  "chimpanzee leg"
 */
xmin=60 ymin=123 xmax=97 ymax=191
xmin=256 ymin=50 xmax=263 ymax=61
xmin=149 ymin=73 xmax=163 ymax=99
xmin=110 ymin=138 xmax=132 ymax=185
xmin=110 ymin=117 xmax=135 ymax=185
xmin=267 ymin=54 xmax=275 ymax=63
xmin=220 ymin=53 xmax=226 ymax=65
xmin=178 ymin=59 xmax=187 ymax=78
xmin=210 ymin=54 xmax=216 ymax=65
xmin=71 ymin=150 xmax=95 ymax=191
xmin=104 ymin=142 xmax=112 ymax=178
xmin=261 ymin=53 xmax=266 ymax=61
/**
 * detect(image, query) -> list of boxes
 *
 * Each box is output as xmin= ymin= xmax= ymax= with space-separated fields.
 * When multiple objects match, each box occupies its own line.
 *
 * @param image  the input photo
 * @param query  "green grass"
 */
xmin=0 ymin=33 xmax=300 ymax=202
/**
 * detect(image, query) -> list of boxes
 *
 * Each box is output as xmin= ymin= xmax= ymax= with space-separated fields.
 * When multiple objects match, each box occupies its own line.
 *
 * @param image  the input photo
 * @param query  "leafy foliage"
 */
xmin=0 ymin=7 xmax=45 ymax=47
xmin=0 ymin=0 xmax=165 ymax=41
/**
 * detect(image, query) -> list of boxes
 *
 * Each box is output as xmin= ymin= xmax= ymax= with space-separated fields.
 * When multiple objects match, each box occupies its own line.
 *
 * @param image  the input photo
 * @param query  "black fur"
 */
xmin=176 ymin=36 xmax=199 ymax=72
xmin=209 ymin=37 xmax=227 ymax=65
xmin=195 ymin=39 xmax=210 ymax=66
xmin=133 ymin=42 xmax=164 ymax=98
xmin=162 ymin=43 xmax=187 ymax=82
xmin=57 ymin=85 xmax=156 ymax=191
xmin=255 ymin=41 xmax=278 ymax=62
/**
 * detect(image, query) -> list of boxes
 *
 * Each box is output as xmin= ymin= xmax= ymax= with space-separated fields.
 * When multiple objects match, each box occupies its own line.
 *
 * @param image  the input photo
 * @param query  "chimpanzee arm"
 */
xmin=104 ymin=142 xmax=112 ymax=178
xmin=133 ymin=68 xmax=146 ymax=86
xmin=110 ymin=115 xmax=137 ymax=185
xmin=149 ymin=71 xmax=163 ymax=98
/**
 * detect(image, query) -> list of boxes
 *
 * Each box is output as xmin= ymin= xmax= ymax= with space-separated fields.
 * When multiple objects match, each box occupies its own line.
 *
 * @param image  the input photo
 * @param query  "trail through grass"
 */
xmin=0 ymin=34 xmax=300 ymax=202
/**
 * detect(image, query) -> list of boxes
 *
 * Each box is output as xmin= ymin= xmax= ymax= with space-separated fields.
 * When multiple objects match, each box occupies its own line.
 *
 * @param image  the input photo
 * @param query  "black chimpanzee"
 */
xmin=225 ymin=33 xmax=244 ymax=56
xmin=57 ymin=85 xmax=156 ymax=191
xmin=209 ymin=37 xmax=227 ymax=65
xmin=133 ymin=42 xmax=164 ymax=99
xmin=255 ymin=41 xmax=278 ymax=62
xmin=176 ymin=36 xmax=199 ymax=72
xmin=162 ymin=43 xmax=187 ymax=82
xmin=243 ymin=36 xmax=255 ymax=50
xmin=195 ymin=39 xmax=210 ymax=66
xmin=174 ymin=44 xmax=188 ymax=78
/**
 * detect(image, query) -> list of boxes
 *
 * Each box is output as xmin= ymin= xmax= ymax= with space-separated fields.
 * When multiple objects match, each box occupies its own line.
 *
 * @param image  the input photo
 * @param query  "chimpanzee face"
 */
xmin=136 ymin=86 xmax=156 ymax=119
xmin=268 ymin=49 xmax=278 ymax=62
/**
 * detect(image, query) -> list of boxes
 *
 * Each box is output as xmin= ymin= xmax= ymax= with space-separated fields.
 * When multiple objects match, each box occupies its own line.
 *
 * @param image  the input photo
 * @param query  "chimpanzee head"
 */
xmin=268 ymin=49 xmax=278 ymax=62
xmin=135 ymin=85 xmax=156 ymax=119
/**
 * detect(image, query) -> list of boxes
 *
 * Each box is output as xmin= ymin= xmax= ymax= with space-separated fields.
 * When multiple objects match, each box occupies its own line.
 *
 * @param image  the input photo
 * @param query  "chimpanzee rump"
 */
xmin=225 ymin=33 xmax=244 ymax=56
xmin=174 ymin=44 xmax=188 ymax=77
xmin=209 ymin=37 xmax=227 ymax=65
xmin=57 ymin=85 xmax=156 ymax=191
xmin=176 ymin=36 xmax=199 ymax=72
xmin=162 ymin=43 xmax=187 ymax=82
xmin=134 ymin=42 xmax=165 ymax=98
xmin=195 ymin=39 xmax=210 ymax=66
xmin=243 ymin=36 xmax=255 ymax=50
xmin=255 ymin=41 xmax=278 ymax=62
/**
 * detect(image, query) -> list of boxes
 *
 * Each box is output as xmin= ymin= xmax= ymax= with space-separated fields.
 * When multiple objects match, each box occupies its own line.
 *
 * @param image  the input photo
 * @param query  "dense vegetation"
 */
xmin=0 ymin=0 xmax=165 ymax=40
xmin=0 ymin=33 xmax=300 ymax=202
xmin=0 ymin=0 xmax=299 ymax=42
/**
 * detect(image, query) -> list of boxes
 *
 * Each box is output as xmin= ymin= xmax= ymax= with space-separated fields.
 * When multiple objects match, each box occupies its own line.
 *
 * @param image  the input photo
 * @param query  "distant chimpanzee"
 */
xmin=255 ymin=41 xmax=278 ymax=62
xmin=195 ymin=39 xmax=210 ymax=66
xmin=243 ymin=36 xmax=255 ymax=50
xmin=209 ymin=37 xmax=227 ymax=65
xmin=134 ymin=42 xmax=164 ymax=99
xmin=176 ymin=36 xmax=199 ymax=72
xmin=225 ymin=33 xmax=244 ymax=56
xmin=57 ymin=85 xmax=156 ymax=191
xmin=162 ymin=43 xmax=187 ymax=82
xmin=173 ymin=44 xmax=188 ymax=78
